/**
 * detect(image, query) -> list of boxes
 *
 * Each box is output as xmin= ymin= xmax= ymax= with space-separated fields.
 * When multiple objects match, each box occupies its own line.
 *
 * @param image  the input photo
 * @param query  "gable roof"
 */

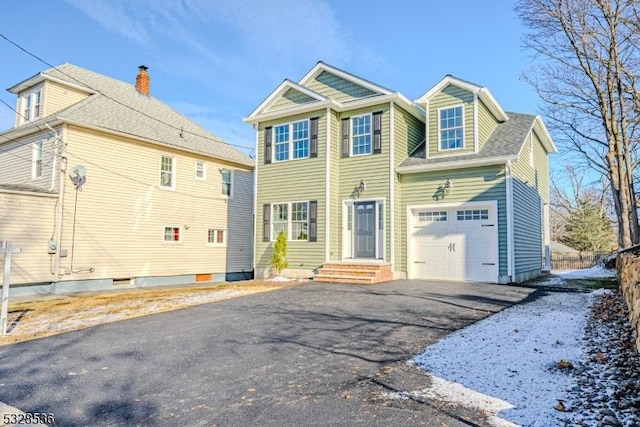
xmin=2 ymin=64 xmax=253 ymax=168
xmin=415 ymin=75 xmax=509 ymax=123
xmin=244 ymin=62 xmax=424 ymax=124
xmin=397 ymin=112 xmax=539 ymax=173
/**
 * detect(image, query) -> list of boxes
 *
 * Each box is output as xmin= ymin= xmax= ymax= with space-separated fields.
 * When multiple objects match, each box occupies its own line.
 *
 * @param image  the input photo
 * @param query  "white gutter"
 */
xmin=506 ymin=160 xmax=515 ymax=281
xmin=325 ymin=107 xmax=331 ymax=262
xmin=389 ymin=103 xmax=395 ymax=272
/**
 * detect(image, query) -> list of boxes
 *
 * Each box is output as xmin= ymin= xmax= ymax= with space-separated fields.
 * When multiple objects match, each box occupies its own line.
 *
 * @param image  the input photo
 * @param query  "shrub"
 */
xmin=270 ymin=230 xmax=289 ymax=275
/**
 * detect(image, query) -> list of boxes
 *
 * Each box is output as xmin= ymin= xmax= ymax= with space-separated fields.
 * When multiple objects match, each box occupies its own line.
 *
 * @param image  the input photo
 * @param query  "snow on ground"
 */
xmin=552 ymin=264 xmax=616 ymax=279
xmin=402 ymin=272 xmax=601 ymax=426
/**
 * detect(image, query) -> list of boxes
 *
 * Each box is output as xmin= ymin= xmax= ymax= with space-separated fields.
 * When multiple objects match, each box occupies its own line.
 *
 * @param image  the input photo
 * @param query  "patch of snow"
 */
xmin=413 ymin=291 xmax=592 ymax=427
xmin=552 ymin=265 xmax=615 ymax=279
xmin=267 ymin=276 xmax=296 ymax=282
xmin=384 ymin=375 xmax=517 ymax=427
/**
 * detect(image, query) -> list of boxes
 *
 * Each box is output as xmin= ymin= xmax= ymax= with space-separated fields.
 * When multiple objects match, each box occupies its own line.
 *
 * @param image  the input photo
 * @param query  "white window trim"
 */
xmin=163 ymin=225 xmax=182 ymax=243
xmin=207 ymin=228 xmax=226 ymax=246
xmin=21 ymin=88 xmax=43 ymax=125
xmin=31 ymin=140 xmax=43 ymax=180
xmin=195 ymin=161 xmax=206 ymax=180
xmin=437 ymin=104 xmax=465 ymax=152
xmin=341 ymin=198 xmax=386 ymax=260
xmin=272 ymin=119 xmax=310 ymax=163
xmin=160 ymin=155 xmax=176 ymax=191
xmin=271 ymin=200 xmax=310 ymax=242
xmin=350 ymin=113 xmax=372 ymax=157
xmin=221 ymin=169 xmax=234 ymax=199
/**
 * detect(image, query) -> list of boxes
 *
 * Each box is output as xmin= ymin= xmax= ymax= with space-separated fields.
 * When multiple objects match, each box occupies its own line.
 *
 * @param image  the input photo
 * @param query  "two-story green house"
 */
xmin=244 ymin=62 xmax=555 ymax=284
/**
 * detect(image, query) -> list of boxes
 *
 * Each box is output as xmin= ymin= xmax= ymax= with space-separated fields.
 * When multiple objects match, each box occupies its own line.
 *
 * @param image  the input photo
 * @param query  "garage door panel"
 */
xmin=410 ymin=205 xmax=498 ymax=283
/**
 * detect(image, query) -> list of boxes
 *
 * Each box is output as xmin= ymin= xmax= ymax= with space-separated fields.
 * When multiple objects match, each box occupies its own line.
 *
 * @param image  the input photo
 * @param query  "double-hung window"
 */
xmin=163 ymin=226 xmax=181 ymax=242
xmin=32 ymin=140 xmax=43 ymax=179
xmin=160 ymin=155 xmax=175 ymax=189
xmin=351 ymin=115 xmax=371 ymax=155
xmin=195 ymin=161 xmax=206 ymax=180
xmin=21 ymin=89 xmax=42 ymax=124
xmin=23 ymin=95 xmax=32 ymax=121
xmin=207 ymin=228 xmax=226 ymax=245
xmin=271 ymin=202 xmax=308 ymax=241
xmin=439 ymin=106 xmax=463 ymax=150
xmin=221 ymin=169 xmax=232 ymax=197
xmin=273 ymin=120 xmax=309 ymax=162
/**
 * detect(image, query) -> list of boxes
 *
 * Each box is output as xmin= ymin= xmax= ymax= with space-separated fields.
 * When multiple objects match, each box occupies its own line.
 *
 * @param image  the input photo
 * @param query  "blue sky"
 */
xmin=0 ymin=0 xmax=541 ymax=159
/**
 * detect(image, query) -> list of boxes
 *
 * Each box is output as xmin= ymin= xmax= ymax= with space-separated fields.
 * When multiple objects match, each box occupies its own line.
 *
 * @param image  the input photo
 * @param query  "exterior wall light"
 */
xmin=444 ymin=178 xmax=452 ymax=193
xmin=359 ymin=180 xmax=366 ymax=193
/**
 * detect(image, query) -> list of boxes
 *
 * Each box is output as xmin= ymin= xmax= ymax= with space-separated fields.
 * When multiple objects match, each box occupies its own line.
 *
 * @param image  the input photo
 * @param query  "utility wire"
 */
xmin=0 ymin=32 xmax=254 ymax=154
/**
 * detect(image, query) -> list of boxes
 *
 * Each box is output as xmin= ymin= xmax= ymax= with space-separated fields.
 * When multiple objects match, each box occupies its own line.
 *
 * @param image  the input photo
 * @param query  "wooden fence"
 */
xmin=551 ymin=252 xmax=610 ymax=270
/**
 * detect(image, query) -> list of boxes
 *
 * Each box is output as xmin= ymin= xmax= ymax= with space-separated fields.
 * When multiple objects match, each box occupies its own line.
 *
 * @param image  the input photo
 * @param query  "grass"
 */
xmin=563 ymin=278 xmax=619 ymax=290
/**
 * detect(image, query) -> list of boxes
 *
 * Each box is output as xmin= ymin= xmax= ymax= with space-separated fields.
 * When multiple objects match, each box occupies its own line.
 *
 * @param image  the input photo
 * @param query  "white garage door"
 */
xmin=410 ymin=205 xmax=498 ymax=283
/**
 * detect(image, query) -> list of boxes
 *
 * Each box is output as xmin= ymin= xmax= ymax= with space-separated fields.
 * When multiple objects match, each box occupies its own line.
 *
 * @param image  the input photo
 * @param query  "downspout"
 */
xmin=505 ymin=160 xmax=515 ymax=282
xmin=325 ymin=107 xmax=331 ymax=262
xmin=53 ymin=124 xmax=68 ymax=281
xmin=389 ymin=103 xmax=395 ymax=274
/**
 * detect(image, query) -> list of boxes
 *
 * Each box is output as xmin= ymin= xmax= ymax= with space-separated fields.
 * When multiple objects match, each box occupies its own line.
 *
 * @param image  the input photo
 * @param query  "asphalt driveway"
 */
xmin=0 ymin=280 xmax=534 ymax=426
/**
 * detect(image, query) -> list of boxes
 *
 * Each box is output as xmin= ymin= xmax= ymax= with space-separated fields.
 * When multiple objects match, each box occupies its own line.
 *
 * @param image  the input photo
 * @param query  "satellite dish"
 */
xmin=69 ymin=165 xmax=87 ymax=189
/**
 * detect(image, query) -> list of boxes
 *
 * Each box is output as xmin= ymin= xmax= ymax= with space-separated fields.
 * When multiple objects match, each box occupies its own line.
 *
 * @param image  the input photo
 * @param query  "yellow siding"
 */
xmin=255 ymin=110 xmax=327 ymax=269
xmin=57 ymin=126 xmax=252 ymax=283
xmin=42 ymin=80 xmax=91 ymax=117
xmin=0 ymin=191 xmax=57 ymax=284
xmin=428 ymin=85 xmax=475 ymax=157
xmin=533 ymin=131 xmax=550 ymax=202
xmin=0 ymin=130 xmax=58 ymax=191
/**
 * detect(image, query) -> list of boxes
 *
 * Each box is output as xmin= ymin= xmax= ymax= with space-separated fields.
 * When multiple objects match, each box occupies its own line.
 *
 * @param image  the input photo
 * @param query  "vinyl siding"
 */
xmin=57 ymin=125 xmax=252 ymax=283
xmin=0 ymin=131 xmax=58 ymax=191
xmin=0 ymin=191 xmax=57 ymax=284
xmin=393 ymin=105 xmax=425 ymax=269
xmin=478 ymin=98 xmax=498 ymax=147
xmin=305 ymin=71 xmax=377 ymax=102
xmin=533 ymin=131 xmax=550 ymax=202
xmin=42 ymin=80 xmax=91 ymax=117
xmin=428 ymin=85 xmax=475 ymax=157
xmin=338 ymin=104 xmax=391 ymax=260
xmin=400 ymin=166 xmax=508 ymax=276
xmin=255 ymin=110 xmax=327 ymax=270
xmin=269 ymin=88 xmax=317 ymax=111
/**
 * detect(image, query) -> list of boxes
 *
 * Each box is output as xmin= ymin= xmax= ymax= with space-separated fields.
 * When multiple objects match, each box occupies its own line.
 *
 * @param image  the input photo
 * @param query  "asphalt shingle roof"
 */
xmin=398 ymin=112 xmax=536 ymax=168
xmin=5 ymin=64 xmax=253 ymax=168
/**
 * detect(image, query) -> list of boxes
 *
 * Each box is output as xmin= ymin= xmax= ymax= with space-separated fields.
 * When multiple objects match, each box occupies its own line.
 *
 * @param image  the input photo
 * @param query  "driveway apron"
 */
xmin=0 ymin=280 xmax=534 ymax=426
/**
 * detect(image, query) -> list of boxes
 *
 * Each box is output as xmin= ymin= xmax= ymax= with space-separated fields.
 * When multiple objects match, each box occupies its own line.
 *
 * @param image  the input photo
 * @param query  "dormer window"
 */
xmin=21 ymin=88 xmax=43 ymax=124
xmin=439 ymin=106 xmax=464 ymax=150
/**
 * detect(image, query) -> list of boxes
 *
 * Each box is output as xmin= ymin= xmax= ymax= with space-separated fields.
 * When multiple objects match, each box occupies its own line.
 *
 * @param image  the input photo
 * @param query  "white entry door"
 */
xmin=410 ymin=204 xmax=498 ymax=282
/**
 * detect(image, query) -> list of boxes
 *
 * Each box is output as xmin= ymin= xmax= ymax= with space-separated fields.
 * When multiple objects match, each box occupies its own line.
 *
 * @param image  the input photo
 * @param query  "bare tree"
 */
xmin=515 ymin=0 xmax=640 ymax=248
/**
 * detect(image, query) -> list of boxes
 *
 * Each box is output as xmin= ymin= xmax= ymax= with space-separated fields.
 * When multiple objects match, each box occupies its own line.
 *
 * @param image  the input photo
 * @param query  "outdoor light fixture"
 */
xmin=359 ymin=180 xmax=366 ymax=193
xmin=444 ymin=178 xmax=452 ymax=192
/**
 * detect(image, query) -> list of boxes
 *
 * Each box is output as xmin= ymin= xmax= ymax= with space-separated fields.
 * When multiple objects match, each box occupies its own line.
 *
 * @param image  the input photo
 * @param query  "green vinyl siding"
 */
xmin=393 ymin=105 xmax=425 ymax=270
xmin=478 ymin=98 xmax=498 ymax=147
xmin=428 ymin=85 xmax=475 ymax=157
xmin=399 ymin=166 xmax=508 ymax=276
xmin=255 ymin=110 xmax=327 ymax=270
xmin=510 ymin=129 xmax=550 ymax=275
xmin=306 ymin=70 xmax=377 ymax=102
xmin=338 ymin=104 xmax=391 ymax=260
xmin=269 ymin=88 xmax=317 ymax=112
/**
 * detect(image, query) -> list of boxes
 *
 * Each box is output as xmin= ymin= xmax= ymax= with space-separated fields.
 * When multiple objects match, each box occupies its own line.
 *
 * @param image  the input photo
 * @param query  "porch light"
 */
xmin=444 ymin=178 xmax=452 ymax=192
xmin=359 ymin=180 xmax=366 ymax=193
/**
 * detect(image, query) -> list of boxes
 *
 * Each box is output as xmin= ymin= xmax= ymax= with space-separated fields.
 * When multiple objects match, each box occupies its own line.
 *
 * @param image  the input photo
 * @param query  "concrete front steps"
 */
xmin=314 ymin=262 xmax=392 ymax=284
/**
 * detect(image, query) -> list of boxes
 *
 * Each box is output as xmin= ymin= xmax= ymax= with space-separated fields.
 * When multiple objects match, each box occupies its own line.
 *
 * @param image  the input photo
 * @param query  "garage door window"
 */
xmin=418 ymin=211 xmax=447 ymax=222
xmin=457 ymin=209 xmax=489 ymax=221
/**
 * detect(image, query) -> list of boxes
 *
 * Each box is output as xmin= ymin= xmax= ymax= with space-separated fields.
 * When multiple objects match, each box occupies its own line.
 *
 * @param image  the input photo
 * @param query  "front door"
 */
xmin=354 ymin=202 xmax=375 ymax=258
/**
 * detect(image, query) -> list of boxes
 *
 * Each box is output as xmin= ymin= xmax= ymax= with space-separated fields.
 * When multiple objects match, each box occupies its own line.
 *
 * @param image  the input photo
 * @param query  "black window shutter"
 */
xmin=373 ymin=111 xmax=382 ymax=154
xmin=310 ymin=117 xmax=318 ymax=158
xmin=341 ymin=118 xmax=350 ymax=158
xmin=264 ymin=126 xmax=272 ymax=164
xmin=263 ymin=204 xmax=271 ymax=242
xmin=309 ymin=200 xmax=317 ymax=242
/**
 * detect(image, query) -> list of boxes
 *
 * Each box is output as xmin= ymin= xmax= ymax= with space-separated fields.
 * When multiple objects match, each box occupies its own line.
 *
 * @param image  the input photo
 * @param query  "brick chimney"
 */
xmin=135 ymin=65 xmax=150 ymax=96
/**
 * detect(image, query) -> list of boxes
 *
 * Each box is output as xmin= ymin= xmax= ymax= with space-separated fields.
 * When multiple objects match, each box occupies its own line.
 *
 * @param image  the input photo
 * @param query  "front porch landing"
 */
xmin=314 ymin=262 xmax=392 ymax=285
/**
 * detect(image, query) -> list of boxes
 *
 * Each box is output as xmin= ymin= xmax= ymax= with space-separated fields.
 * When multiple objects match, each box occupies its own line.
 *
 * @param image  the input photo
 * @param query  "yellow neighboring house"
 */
xmin=0 ymin=64 xmax=254 ymax=296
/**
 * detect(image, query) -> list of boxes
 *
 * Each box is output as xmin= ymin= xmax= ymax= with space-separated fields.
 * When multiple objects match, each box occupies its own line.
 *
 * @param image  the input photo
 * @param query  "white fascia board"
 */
xmin=298 ymin=62 xmax=393 ymax=96
xmin=395 ymin=155 xmax=517 ymax=174
xmin=246 ymin=79 xmax=326 ymax=120
xmin=533 ymin=116 xmax=557 ymax=153
xmin=9 ymin=73 xmax=95 ymax=95
xmin=243 ymin=100 xmax=334 ymax=124
xmin=478 ymin=88 xmax=508 ymax=122
xmin=0 ymin=118 xmax=65 ymax=142
xmin=414 ymin=75 xmax=482 ymax=104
